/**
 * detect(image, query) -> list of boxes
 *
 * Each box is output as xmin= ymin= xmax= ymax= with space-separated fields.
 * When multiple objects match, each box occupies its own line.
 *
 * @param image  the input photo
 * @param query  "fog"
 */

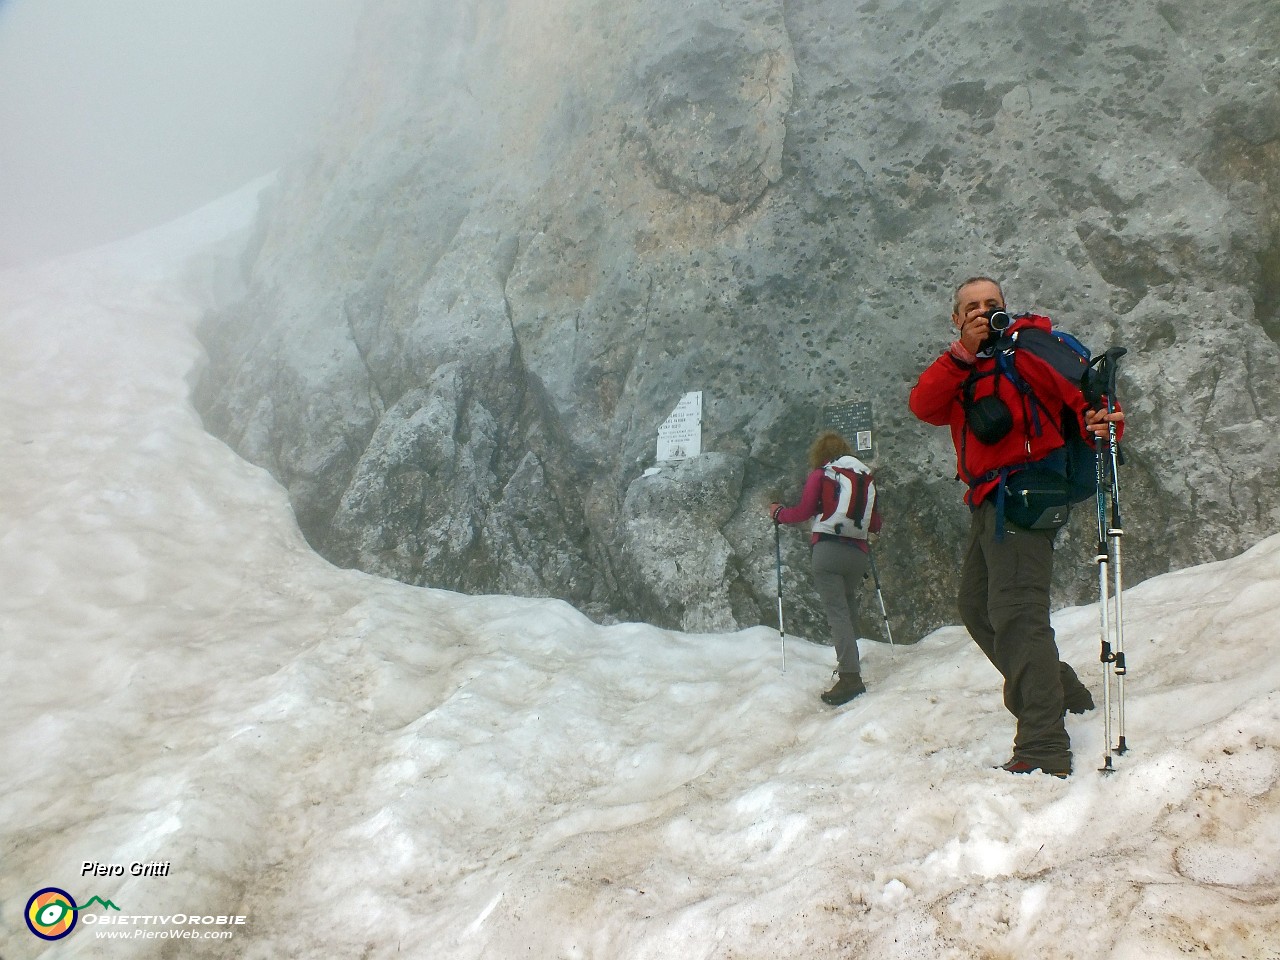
xmin=0 ymin=0 xmax=364 ymax=268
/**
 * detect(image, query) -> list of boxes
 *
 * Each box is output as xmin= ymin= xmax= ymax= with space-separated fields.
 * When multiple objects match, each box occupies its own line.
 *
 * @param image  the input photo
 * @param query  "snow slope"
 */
xmin=1 ymin=186 xmax=1277 ymax=959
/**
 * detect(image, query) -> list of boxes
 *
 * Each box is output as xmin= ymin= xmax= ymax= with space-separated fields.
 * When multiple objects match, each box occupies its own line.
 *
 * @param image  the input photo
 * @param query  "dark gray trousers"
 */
xmin=811 ymin=539 xmax=870 ymax=676
xmin=958 ymin=502 xmax=1085 ymax=770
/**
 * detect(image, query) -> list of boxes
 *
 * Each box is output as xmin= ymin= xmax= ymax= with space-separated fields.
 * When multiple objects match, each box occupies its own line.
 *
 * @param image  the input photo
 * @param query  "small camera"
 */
xmin=986 ymin=309 xmax=1012 ymax=332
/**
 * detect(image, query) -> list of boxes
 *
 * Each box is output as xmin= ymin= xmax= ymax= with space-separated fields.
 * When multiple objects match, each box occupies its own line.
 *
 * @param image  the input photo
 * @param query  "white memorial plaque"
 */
xmin=656 ymin=391 xmax=703 ymax=461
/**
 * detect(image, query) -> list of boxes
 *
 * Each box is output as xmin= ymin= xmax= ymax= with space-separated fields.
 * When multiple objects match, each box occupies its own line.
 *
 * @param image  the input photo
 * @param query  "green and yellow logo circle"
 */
xmin=25 ymin=887 xmax=78 ymax=940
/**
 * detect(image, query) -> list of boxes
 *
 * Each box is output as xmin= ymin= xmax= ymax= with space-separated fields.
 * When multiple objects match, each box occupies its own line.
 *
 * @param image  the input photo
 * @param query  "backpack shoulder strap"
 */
xmin=850 ymin=468 xmax=871 ymax=528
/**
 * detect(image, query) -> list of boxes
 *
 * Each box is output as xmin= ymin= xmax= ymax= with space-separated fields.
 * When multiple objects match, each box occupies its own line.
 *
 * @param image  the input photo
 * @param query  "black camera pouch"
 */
xmin=1004 ymin=468 xmax=1072 ymax=530
xmin=965 ymin=394 xmax=1014 ymax=444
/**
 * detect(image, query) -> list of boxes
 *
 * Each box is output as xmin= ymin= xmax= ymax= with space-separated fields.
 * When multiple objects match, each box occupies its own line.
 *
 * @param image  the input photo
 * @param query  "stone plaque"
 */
xmin=821 ymin=400 xmax=873 ymax=456
xmin=656 ymin=391 xmax=703 ymax=461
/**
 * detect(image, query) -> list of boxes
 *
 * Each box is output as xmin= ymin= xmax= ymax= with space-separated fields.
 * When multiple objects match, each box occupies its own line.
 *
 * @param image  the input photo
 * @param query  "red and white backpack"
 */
xmin=812 ymin=456 xmax=877 ymax=539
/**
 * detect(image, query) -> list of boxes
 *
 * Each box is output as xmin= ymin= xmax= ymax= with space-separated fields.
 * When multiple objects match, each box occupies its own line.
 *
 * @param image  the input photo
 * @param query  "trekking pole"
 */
xmin=1100 ymin=348 xmax=1128 ymax=757
xmin=867 ymin=546 xmax=895 ymax=645
xmin=1092 ymin=424 xmax=1116 ymax=774
xmin=1106 ymin=412 xmax=1128 ymax=758
xmin=1087 ymin=347 xmax=1127 ymax=772
xmin=774 ymin=520 xmax=786 ymax=673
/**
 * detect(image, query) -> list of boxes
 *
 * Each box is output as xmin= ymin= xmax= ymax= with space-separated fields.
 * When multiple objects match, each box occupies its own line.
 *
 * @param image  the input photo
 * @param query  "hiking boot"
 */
xmin=999 ymin=757 xmax=1071 ymax=779
xmin=1063 ymin=688 xmax=1096 ymax=716
xmin=821 ymin=672 xmax=866 ymax=706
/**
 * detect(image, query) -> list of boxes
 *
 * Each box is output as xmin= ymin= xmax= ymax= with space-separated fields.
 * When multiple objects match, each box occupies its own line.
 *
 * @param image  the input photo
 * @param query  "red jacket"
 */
xmin=908 ymin=314 xmax=1123 ymax=506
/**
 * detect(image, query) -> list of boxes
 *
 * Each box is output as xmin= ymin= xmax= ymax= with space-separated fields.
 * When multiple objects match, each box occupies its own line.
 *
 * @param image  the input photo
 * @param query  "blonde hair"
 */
xmin=809 ymin=430 xmax=853 ymax=470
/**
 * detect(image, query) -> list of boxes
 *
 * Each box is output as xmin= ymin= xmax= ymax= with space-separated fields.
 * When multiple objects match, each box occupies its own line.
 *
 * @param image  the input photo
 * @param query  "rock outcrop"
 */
xmin=196 ymin=0 xmax=1280 ymax=643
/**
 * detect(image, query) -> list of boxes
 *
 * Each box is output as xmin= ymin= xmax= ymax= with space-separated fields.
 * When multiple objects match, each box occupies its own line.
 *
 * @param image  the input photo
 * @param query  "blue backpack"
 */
xmin=963 ymin=325 xmax=1098 ymax=531
xmin=1008 ymin=327 xmax=1098 ymax=504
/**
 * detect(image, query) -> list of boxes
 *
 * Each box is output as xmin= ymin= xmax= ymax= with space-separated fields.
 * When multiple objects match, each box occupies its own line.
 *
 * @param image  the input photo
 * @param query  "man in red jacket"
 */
xmin=909 ymin=276 xmax=1125 ymax=778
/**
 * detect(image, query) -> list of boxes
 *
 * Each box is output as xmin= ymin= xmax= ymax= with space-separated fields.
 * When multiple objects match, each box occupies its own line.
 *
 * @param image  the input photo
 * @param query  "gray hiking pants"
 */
xmin=811 ymin=538 xmax=870 ymax=676
xmin=957 ymin=502 xmax=1087 ymax=771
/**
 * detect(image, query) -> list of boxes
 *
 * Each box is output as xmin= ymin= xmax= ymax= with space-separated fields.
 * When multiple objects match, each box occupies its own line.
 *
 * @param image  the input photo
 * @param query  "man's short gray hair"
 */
xmin=952 ymin=276 xmax=1004 ymax=313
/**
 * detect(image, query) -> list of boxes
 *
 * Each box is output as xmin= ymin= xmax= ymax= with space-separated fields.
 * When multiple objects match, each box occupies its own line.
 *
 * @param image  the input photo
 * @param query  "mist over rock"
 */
xmin=195 ymin=0 xmax=1280 ymax=642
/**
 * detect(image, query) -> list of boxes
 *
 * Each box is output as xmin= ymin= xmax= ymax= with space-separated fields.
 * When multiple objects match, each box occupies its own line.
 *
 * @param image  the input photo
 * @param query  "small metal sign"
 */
xmin=657 ymin=391 xmax=703 ymax=461
xmin=821 ymin=400 xmax=873 ymax=456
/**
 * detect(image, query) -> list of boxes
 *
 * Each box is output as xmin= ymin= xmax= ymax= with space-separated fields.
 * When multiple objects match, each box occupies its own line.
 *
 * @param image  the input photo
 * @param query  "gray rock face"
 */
xmin=195 ymin=0 xmax=1280 ymax=643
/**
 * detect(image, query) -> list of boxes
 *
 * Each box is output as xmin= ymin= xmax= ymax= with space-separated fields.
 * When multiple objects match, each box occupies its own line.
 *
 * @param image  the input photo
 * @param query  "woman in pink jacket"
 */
xmin=768 ymin=431 xmax=881 ymax=706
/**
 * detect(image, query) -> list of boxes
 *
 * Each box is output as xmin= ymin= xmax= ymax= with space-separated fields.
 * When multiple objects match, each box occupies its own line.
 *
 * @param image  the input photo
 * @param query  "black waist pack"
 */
xmin=1004 ymin=468 xmax=1072 ymax=529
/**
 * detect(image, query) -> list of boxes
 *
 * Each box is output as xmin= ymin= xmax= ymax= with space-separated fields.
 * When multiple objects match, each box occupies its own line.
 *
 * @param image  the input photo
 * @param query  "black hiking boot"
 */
xmin=821 ymin=672 xmax=866 ymax=706
xmin=999 ymin=757 xmax=1071 ymax=779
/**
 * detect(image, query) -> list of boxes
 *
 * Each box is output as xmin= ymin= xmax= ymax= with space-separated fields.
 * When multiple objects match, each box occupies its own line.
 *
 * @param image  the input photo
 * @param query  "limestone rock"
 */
xmin=195 ymin=0 xmax=1280 ymax=643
